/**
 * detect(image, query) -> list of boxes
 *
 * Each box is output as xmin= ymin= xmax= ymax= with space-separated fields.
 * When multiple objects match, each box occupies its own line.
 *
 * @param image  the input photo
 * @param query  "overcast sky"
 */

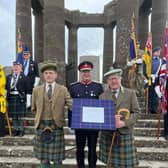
xmin=0 ymin=0 xmax=112 ymax=66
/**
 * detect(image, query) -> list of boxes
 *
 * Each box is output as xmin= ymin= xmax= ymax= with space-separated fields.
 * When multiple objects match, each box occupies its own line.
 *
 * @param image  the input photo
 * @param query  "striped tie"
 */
xmin=47 ymin=85 xmax=52 ymax=99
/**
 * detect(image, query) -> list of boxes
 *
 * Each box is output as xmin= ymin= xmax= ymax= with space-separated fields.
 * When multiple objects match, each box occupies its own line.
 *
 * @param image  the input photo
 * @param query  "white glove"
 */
xmin=135 ymin=58 xmax=143 ymax=64
xmin=144 ymin=79 xmax=148 ymax=84
xmin=34 ymin=77 xmax=40 ymax=87
xmin=26 ymin=94 xmax=32 ymax=108
xmin=151 ymin=74 xmax=156 ymax=83
xmin=154 ymin=86 xmax=162 ymax=98
xmin=127 ymin=60 xmax=135 ymax=67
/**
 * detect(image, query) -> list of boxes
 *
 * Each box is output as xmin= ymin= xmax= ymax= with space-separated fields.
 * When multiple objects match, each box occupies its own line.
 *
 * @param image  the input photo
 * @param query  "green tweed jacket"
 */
xmin=31 ymin=83 xmax=72 ymax=129
xmin=99 ymin=86 xmax=140 ymax=134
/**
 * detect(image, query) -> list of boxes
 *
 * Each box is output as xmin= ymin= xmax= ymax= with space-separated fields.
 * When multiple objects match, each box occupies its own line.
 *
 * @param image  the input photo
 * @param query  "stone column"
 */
xmin=43 ymin=0 xmax=65 ymax=84
xmin=103 ymin=24 xmax=113 ymax=75
xmin=138 ymin=9 xmax=150 ymax=49
xmin=68 ymin=25 xmax=78 ymax=82
xmin=33 ymin=9 xmax=44 ymax=63
xmin=151 ymin=0 xmax=168 ymax=48
xmin=115 ymin=0 xmax=139 ymax=86
xmin=16 ymin=0 xmax=32 ymax=55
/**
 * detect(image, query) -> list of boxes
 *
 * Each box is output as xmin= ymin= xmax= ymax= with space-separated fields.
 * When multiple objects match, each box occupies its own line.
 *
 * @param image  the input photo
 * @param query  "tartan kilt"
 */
xmin=7 ymin=95 xmax=26 ymax=118
xmin=33 ymin=120 xmax=65 ymax=162
xmin=99 ymin=131 xmax=139 ymax=168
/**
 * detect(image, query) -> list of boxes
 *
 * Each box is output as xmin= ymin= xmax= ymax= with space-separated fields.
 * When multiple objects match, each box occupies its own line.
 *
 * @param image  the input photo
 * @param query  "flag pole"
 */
xmin=129 ymin=12 xmax=137 ymax=89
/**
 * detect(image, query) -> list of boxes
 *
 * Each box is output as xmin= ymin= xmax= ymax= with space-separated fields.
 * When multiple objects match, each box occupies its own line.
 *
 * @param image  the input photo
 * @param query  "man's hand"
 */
xmin=115 ymin=114 xmax=126 ymax=128
xmin=34 ymin=77 xmax=40 ymax=87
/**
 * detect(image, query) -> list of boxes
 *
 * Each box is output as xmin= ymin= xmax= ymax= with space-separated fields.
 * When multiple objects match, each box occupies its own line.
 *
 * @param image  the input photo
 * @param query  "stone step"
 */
xmin=134 ymin=127 xmax=164 ymax=137
xmin=1 ymin=135 xmax=168 ymax=148
xmin=135 ymin=119 xmax=163 ymax=128
xmin=139 ymin=114 xmax=163 ymax=120
xmin=0 ymin=145 xmax=168 ymax=161
xmin=1 ymin=157 xmax=167 ymax=168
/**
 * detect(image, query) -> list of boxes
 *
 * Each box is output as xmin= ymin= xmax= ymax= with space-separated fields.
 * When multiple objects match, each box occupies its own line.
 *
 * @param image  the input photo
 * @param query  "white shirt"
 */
xmin=45 ymin=82 xmax=56 ymax=95
xmin=24 ymin=59 xmax=30 ymax=76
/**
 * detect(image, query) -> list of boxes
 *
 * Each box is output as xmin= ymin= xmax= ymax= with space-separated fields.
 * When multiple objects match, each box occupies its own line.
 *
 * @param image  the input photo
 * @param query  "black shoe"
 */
xmin=19 ymin=130 xmax=24 ymax=137
xmin=164 ymin=135 xmax=168 ymax=140
xmin=13 ymin=130 xmax=19 ymax=136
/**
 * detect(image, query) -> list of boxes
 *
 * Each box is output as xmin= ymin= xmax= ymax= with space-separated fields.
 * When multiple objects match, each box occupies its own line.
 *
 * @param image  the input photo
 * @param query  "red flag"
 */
xmin=159 ymin=21 xmax=168 ymax=113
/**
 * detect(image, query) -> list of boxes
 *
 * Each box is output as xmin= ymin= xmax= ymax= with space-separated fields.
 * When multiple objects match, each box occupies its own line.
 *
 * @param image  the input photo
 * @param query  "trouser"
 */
xmin=0 ymin=113 xmax=6 ymax=137
xmin=148 ymin=84 xmax=158 ymax=113
xmin=75 ymin=129 xmax=98 ymax=168
xmin=164 ymin=112 xmax=168 ymax=136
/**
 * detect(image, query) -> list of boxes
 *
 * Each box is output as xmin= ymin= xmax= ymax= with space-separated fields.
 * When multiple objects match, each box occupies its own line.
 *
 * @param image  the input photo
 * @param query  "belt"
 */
xmin=10 ymin=91 xmax=19 ymax=95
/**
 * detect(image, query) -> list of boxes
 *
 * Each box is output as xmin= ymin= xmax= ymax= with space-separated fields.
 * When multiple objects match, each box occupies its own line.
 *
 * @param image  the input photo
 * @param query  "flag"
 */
xmin=16 ymin=28 xmax=24 ymax=64
xmin=0 ymin=65 xmax=7 ymax=113
xmin=159 ymin=21 xmax=168 ymax=113
xmin=129 ymin=14 xmax=137 ymax=59
xmin=143 ymin=33 xmax=152 ymax=86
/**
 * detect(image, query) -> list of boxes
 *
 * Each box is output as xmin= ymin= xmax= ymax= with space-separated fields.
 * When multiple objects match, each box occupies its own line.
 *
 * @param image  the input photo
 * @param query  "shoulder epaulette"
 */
xmin=70 ymin=81 xmax=80 ymax=86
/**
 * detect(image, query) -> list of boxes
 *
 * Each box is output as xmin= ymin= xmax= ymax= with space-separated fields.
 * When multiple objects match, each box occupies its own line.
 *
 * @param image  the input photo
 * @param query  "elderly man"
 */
xmin=99 ymin=66 xmax=140 ymax=168
xmin=143 ymin=46 xmax=162 ymax=113
xmin=6 ymin=61 xmax=27 ymax=136
xmin=69 ymin=61 xmax=103 ymax=168
xmin=22 ymin=46 xmax=40 ymax=108
xmin=31 ymin=60 xmax=72 ymax=168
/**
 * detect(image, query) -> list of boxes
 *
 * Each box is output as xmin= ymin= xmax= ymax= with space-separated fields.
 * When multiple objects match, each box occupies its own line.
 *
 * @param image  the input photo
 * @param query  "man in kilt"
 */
xmin=69 ymin=61 xmax=103 ymax=168
xmin=31 ymin=60 xmax=72 ymax=168
xmin=6 ymin=61 xmax=27 ymax=136
xmin=99 ymin=66 xmax=140 ymax=168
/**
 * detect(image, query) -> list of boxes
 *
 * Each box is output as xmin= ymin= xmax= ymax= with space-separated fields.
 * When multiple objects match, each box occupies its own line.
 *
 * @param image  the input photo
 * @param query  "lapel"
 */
xmin=38 ymin=85 xmax=45 ymax=112
xmin=116 ymin=87 xmax=125 ymax=109
xmin=51 ymin=83 xmax=61 ymax=109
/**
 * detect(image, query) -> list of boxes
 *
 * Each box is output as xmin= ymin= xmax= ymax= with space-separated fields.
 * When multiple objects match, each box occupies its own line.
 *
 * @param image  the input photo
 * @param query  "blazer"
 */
xmin=99 ymin=86 xmax=140 ymax=134
xmin=31 ymin=83 xmax=72 ymax=129
xmin=6 ymin=73 xmax=27 ymax=101
xmin=23 ymin=59 xmax=39 ymax=94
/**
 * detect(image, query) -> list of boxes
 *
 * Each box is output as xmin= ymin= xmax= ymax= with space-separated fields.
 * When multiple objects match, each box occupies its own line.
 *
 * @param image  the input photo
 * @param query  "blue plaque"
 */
xmin=71 ymin=98 xmax=116 ymax=130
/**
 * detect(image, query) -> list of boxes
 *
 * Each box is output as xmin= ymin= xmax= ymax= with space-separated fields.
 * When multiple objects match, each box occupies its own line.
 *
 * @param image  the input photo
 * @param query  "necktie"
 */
xmin=112 ymin=91 xmax=117 ymax=105
xmin=24 ymin=60 xmax=27 ymax=69
xmin=48 ymin=85 xmax=52 ymax=99
xmin=11 ymin=74 xmax=17 ymax=89
xmin=24 ymin=60 xmax=28 ymax=76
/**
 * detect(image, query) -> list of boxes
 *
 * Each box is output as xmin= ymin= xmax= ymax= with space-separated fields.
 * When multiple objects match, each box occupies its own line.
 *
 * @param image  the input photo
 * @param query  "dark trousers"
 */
xmin=148 ymin=84 xmax=158 ymax=113
xmin=75 ymin=129 xmax=98 ymax=168
xmin=164 ymin=113 xmax=168 ymax=136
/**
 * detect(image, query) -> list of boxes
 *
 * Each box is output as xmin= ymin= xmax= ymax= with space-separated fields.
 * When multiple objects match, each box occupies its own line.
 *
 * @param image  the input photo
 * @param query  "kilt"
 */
xmin=33 ymin=120 xmax=65 ymax=162
xmin=8 ymin=95 xmax=26 ymax=118
xmin=99 ymin=131 xmax=139 ymax=168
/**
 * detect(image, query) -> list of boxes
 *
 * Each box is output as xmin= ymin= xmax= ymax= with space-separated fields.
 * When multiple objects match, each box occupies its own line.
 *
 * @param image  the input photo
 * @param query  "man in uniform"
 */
xmin=69 ymin=61 xmax=103 ymax=168
xmin=6 ymin=61 xmax=27 ymax=136
xmin=143 ymin=46 xmax=162 ymax=113
xmin=127 ymin=41 xmax=144 ymax=96
xmin=22 ymin=46 xmax=40 ymax=108
xmin=99 ymin=66 xmax=140 ymax=168
xmin=32 ymin=60 xmax=72 ymax=168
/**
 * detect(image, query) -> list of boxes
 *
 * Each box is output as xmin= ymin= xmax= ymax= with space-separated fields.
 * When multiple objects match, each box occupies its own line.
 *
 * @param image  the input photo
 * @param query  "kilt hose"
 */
xmin=99 ymin=131 xmax=139 ymax=168
xmin=33 ymin=120 xmax=65 ymax=163
xmin=7 ymin=95 xmax=26 ymax=118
